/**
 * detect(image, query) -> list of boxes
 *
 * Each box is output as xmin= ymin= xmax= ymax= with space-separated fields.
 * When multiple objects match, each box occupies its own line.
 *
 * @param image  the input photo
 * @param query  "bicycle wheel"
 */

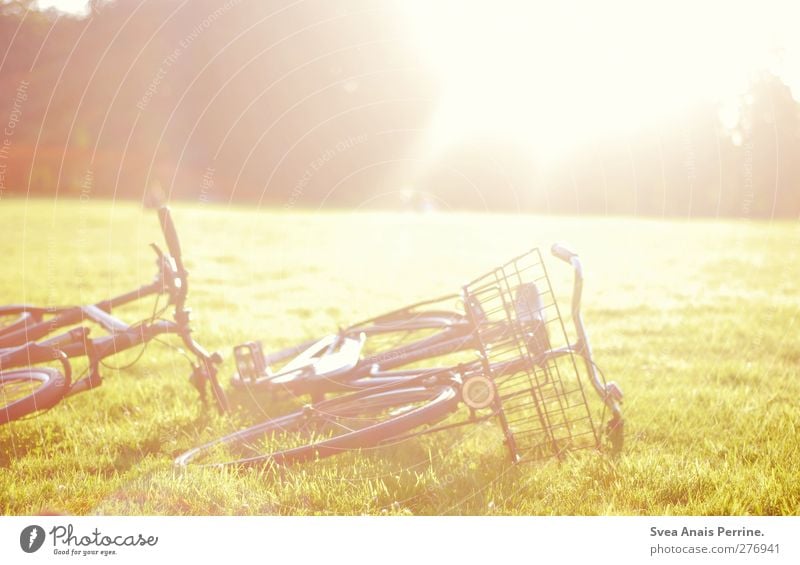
xmin=176 ymin=383 xmax=460 ymax=468
xmin=0 ymin=368 xmax=69 ymax=425
xmin=232 ymin=296 xmax=475 ymax=395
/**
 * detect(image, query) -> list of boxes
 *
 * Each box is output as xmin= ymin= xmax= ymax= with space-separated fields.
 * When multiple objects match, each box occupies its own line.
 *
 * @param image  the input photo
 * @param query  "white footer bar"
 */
xmin=1 ymin=516 xmax=798 ymax=564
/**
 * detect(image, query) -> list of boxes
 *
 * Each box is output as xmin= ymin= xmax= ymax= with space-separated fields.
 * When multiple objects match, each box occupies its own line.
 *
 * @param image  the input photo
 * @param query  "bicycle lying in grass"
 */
xmin=0 ymin=207 xmax=228 ymax=425
xmin=177 ymin=244 xmax=623 ymax=467
xmin=230 ymin=293 xmax=476 ymax=400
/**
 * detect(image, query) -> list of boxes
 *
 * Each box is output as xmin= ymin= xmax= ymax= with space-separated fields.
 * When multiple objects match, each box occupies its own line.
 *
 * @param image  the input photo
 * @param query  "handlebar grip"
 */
xmin=158 ymin=206 xmax=184 ymax=270
xmin=551 ymin=242 xmax=578 ymax=263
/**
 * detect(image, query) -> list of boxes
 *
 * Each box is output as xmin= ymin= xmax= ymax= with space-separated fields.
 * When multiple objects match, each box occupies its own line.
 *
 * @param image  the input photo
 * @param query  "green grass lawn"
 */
xmin=1 ymin=199 xmax=798 ymax=515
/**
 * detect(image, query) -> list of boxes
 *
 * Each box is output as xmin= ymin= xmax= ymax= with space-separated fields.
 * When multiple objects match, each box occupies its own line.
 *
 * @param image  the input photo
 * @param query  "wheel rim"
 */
xmin=357 ymin=314 xmax=471 ymax=369
xmin=253 ymin=313 xmax=473 ymax=394
xmin=178 ymin=386 xmax=457 ymax=467
xmin=0 ymin=371 xmax=50 ymax=405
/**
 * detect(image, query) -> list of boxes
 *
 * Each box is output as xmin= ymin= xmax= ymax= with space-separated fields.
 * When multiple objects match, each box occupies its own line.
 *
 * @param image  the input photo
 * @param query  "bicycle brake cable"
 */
xmin=99 ymin=292 xmax=166 ymax=371
xmin=151 ymin=336 xmax=194 ymax=365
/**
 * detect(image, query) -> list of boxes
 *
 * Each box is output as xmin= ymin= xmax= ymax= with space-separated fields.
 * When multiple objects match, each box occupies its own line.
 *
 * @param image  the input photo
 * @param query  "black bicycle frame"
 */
xmin=0 ymin=207 xmax=225 ymax=410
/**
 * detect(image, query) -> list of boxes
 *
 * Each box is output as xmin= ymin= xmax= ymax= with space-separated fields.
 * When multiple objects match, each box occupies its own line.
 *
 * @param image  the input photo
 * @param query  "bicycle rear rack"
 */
xmin=463 ymin=248 xmax=600 ymax=463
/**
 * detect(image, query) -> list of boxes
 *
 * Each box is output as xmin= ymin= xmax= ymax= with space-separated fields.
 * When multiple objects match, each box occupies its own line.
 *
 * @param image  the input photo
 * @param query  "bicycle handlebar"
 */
xmin=550 ymin=243 xmax=622 ymax=419
xmin=551 ymin=242 xmax=578 ymax=264
xmin=156 ymin=207 xmax=226 ymax=411
xmin=158 ymin=206 xmax=185 ymax=274
xmin=551 ymin=242 xmax=583 ymax=317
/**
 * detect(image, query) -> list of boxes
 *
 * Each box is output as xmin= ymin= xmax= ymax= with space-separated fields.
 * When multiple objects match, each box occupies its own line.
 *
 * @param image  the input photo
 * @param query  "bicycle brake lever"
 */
xmin=150 ymin=242 xmax=165 ymax=260
xmin=149 ymin=243 xmax=168 ymax=287
xmin=151 ymin=242 xmax=182 ymax=299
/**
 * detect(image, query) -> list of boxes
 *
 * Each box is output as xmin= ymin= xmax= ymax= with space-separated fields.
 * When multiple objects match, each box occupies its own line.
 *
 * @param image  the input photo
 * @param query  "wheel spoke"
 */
xmin=178 ymin=386 xmax=458 ymax=467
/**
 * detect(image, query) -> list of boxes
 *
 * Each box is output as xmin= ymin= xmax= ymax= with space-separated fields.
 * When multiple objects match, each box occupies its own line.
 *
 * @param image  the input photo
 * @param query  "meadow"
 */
xmin=0 ymin=199 xmax=798 ymax=515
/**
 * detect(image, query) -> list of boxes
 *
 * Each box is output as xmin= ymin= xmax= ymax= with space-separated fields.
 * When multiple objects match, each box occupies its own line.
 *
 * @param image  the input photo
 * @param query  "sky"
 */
xmin=31 ymin=0 xmax=800 ymax=163
xmin=399 ymin=0 xmax=800 ymax=160
xmin=36 ymin=0 xmax=90 ymax=16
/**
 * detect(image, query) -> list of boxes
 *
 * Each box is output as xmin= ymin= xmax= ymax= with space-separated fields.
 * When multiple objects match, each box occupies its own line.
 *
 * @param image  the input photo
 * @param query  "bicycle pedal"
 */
xmin=234 ymin=341 xmax=268 ymax=383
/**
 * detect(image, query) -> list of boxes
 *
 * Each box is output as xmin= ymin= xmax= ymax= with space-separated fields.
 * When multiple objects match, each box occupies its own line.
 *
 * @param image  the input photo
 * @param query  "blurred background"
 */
xmin=0 ymin=0 xmax=798 ymax=216
xmin=1 ymin=1 xmax=799 ymax=518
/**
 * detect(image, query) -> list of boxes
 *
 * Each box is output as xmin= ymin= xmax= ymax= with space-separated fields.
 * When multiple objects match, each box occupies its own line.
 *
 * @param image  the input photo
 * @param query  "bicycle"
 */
xmin=0 ymin=207 xmax=228 ymax=425
xmin=176 ymin=244 xmax=623 ymax=467
xmin=230 ymin=293 xmax=478 ymax=400
xmin=230 ymin=280 xmax=541 ymax=400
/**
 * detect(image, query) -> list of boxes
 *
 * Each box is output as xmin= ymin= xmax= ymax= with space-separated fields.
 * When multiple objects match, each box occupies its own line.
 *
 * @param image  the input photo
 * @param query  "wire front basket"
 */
xmin=463 ymin=248 xmax=600 ymax=463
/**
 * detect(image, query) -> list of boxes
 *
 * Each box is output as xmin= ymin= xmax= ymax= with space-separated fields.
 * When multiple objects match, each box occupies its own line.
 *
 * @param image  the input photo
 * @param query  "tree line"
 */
xmin=0 ymin=0 xmax=798 ymax=217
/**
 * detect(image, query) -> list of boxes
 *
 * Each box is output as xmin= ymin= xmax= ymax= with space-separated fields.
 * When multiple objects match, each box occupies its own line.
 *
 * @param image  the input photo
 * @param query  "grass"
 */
xmin=0 ymin=198 xmax=798 ymax=515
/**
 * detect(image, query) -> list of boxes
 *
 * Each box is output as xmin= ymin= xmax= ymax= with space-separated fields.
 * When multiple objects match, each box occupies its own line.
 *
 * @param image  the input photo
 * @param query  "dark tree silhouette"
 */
xmin=0 ymin=0 xmax=797 ymax=217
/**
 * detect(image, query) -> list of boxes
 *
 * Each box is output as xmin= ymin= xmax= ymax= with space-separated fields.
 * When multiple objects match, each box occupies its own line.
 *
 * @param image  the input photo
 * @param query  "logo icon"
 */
xmin=20 ymin=525 xmax=45 ymax=553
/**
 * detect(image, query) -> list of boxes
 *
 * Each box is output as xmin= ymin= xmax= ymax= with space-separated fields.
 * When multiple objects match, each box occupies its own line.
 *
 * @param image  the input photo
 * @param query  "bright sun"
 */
xmin=36 ymin=0 xmax=91 ymax=16
xmin=400 ymin=0 xmax=800 ymax=161
xmin=35 ymin=0 xmax=800 ymax=164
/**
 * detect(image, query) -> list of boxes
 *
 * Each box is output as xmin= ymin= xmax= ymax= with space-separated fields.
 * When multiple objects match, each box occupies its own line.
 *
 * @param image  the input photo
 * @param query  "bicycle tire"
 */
xmin=0 ymin=368 xmax=69 ymax=425
xmin=276 ymin=311 xmax=467 ymax=362
xmin=175 ymin=383 xmax=460 ymax=468
xmin=232 ymin=303 xmax=475 ymax=395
